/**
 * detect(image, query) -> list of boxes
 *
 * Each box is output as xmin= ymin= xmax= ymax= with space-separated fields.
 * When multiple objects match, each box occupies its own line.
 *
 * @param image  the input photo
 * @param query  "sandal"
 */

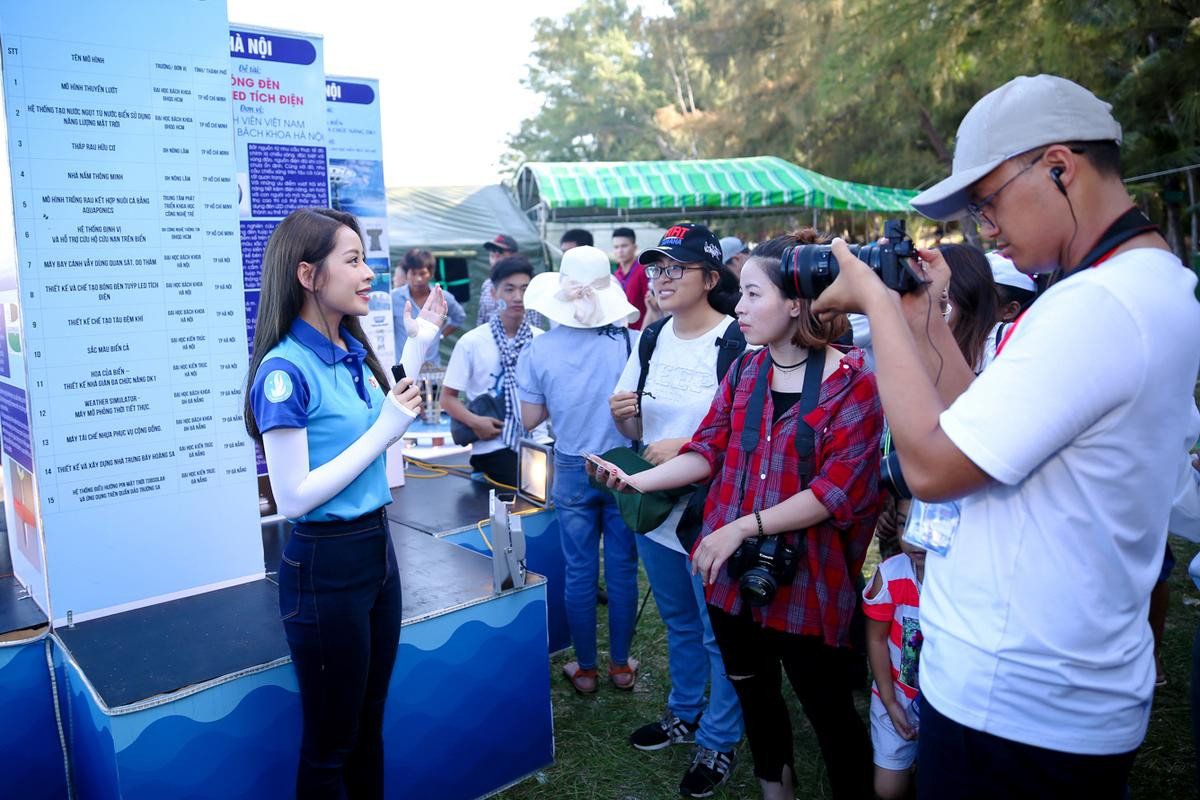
xmin=609 ymin=657 xmax=639 ymax=691
xmin=562 ymin=661 xmax=599 ymax=694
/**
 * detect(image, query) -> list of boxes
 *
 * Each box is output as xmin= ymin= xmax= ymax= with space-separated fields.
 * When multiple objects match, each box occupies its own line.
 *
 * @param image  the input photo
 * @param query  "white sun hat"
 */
xmin=986 ymin=250 xmax=1037 ymax=292
xmin=912 ymin=75 xmax=1122 ymax=221
xmin=524 ymin=245 xmax=639 ymax=329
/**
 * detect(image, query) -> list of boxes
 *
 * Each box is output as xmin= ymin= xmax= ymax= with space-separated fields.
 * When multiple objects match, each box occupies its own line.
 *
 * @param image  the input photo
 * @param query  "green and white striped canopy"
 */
xmin=516 ymin=156 xmax=918 ymax=215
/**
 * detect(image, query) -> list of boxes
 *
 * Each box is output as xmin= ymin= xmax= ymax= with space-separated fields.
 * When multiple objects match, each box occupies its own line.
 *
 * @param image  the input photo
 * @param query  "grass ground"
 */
xmin=497 ymin=537 xmax=1200 ymax=800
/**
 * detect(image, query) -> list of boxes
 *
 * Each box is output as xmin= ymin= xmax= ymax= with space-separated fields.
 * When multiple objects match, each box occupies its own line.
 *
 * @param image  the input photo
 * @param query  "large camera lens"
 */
xmin=738 ymin=567 xmax=779 ymax=607
xmin=779 ymin=219 xmax=923 ymax=300
xmin=784 ymin=245 xmax=839 ymax=299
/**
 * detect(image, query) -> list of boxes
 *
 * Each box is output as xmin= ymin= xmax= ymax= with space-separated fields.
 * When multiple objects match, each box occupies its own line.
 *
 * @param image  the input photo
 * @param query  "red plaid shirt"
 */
xmin=683 ymin=346 xmax=883 ymax=647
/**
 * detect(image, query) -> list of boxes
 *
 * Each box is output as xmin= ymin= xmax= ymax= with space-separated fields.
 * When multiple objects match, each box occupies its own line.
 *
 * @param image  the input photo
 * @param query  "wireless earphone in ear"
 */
xmin=1050 ymin=166 xmax=1067 ymax=196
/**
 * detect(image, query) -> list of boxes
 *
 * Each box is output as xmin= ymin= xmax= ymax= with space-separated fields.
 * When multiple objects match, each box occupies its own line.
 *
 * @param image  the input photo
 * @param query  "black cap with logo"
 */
xmin=637 ymin=223 xmax=723 ymax=270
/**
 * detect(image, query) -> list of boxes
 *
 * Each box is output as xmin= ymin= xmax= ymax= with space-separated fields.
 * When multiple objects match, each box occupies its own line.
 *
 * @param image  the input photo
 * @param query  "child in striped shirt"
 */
xmin=863 ymin=536 xmax=925 ymax=800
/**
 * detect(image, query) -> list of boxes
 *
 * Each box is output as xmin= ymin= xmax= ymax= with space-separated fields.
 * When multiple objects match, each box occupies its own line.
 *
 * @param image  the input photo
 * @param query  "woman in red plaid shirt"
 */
xmin=589 ymin=230 xmax=883 ymax=800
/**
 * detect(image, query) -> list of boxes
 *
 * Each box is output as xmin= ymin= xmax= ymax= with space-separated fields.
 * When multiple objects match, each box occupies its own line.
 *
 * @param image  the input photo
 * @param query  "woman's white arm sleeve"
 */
xmin=263 ymin=393 xmax=417 ymax=519
xmin=398 ymin=318 xmax=438 ymax=380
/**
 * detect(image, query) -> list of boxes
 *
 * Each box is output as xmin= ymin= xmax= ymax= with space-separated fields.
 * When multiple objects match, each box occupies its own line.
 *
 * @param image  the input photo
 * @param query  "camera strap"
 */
xmin=739 ymin=347 xmax=826 ymax=487
xmin=996 ymin=207 xmax=1159 ymax=357
xmin=1054 ymin=206 xmax=1160 ymax=284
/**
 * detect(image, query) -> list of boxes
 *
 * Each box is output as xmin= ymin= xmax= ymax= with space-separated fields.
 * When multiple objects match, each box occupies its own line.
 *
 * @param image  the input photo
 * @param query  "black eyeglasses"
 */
xmin=644 ymin=263 xmax=704 ymax=280
xmin=965 ymin=151 xmax=1045 ymax=231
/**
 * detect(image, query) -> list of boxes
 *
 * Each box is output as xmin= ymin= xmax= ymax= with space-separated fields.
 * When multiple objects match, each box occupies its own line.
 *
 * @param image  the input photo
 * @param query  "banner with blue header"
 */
xmin=326 ymin=75 xmax=393 ymax=366
xmin=230 ymin=24 xmax=327 ymax=476
xmin=0 ymin=0 xmax=264 ymax=622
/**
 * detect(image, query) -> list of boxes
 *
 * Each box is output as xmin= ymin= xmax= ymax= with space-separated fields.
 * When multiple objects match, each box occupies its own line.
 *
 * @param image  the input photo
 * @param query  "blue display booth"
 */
xmin=388 ymin=453 xmax=569 ymax=655
xmin=438 ymin=509 xmax=569 ymax=655
xmin=46 ymin=520 xmax=553 ymax=800
xmin=0 ymin=626 xmax=69 ymax=799
xmin=0 ymin=3 xmax=561 ymax=798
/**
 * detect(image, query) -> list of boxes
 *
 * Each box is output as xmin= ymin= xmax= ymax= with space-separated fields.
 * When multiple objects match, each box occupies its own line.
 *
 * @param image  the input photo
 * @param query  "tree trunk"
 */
xmin=662 ymin=33 xmax=688 ymax=116
xmin=918 ymin=107 xmax=952 ymax=168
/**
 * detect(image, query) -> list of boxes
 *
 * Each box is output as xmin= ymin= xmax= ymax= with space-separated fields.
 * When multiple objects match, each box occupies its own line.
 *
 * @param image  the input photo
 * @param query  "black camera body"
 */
xmin=727 ymin=535 xmax=801 ymax=607
xmin=780 ymin=219 xmax=925 ymax=300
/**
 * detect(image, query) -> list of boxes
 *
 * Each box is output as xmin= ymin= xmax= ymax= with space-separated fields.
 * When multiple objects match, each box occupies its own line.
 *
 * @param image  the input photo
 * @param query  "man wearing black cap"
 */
xmin=478 ymin=234 xmax=545 ymax=329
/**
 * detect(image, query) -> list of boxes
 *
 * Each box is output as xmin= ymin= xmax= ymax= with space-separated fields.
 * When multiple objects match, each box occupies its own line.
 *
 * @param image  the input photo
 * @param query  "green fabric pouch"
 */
xmin=591 ymin=446 xmax=693 ymax=534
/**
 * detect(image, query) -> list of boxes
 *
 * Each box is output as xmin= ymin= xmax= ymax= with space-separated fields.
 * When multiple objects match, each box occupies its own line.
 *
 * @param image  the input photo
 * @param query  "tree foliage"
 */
xmin=507 ymin=0 xmax=1200 ymax=199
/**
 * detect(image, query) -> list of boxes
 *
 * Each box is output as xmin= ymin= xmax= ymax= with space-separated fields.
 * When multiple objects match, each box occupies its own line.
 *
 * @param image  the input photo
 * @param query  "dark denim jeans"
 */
xmin=279 ymin=508 xmax=402 ymax=800
xmin=916 ymin=692 xmax=1137 ymax=800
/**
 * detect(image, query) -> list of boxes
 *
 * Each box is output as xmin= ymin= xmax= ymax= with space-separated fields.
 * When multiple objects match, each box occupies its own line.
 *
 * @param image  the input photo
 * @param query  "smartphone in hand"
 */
xmin=391 ymin=364 xmax=406 ymax=384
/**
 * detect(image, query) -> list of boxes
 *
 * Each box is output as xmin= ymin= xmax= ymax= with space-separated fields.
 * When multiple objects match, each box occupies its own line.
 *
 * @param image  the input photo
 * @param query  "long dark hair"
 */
xmin=746 ymin=229 xmax=849 ymax=347
xmin=243 ymin=208 xmax=390 ymax=441
xmin=939 ymin=244 xmax=999 ymax=371
xmin=701 ymin=261 xmax=742 ymax=316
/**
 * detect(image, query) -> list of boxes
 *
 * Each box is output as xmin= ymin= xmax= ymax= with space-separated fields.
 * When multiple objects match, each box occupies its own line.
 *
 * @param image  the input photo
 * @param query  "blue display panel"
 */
xmin=0 ymin=0 xmax=263 ymax=621
xmin=326 ymin=76 xmax=393 ymax=365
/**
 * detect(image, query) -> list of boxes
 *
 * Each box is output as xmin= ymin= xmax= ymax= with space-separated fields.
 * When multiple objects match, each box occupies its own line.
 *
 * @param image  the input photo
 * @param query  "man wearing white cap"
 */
xmin=811 ymin=75 xmax=1200 ymax=796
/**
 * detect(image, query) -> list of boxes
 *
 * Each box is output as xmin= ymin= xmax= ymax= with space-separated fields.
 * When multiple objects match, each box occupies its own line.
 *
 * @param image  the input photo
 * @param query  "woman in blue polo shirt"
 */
xmin=244 ymin=208 xmax=446 ymax=799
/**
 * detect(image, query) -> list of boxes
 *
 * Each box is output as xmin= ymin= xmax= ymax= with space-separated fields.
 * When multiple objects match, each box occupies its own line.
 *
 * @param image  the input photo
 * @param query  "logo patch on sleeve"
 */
xmin=264 ymin=370 xmax=294 ymax=403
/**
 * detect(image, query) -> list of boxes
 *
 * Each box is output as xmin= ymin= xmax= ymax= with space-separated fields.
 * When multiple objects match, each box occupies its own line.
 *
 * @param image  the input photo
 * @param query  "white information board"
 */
xmin=0 ymin=0 xmax=263 ymax=622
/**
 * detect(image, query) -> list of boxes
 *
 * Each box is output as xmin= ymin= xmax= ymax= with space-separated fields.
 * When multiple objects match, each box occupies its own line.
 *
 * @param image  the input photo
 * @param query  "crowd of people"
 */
xmin=246 ymin=73 xmax=1200 ymax=799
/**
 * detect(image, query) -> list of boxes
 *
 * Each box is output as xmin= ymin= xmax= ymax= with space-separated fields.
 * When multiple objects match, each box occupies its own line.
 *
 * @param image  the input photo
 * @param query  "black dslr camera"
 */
xmin=727 ymin=536 xmax=801 ymax=607
xmin=780 ymin=219 xmax=925 ymax=300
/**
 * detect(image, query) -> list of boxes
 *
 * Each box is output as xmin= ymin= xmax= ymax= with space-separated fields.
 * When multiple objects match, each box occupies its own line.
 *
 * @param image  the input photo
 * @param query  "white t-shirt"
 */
xmin=614 ymin=316 xmax=736 ymax=552
xmin=443 ymin=324 xmax=549 ymax=456
xmin=927 ymin=248 xmax=1200 ymax=755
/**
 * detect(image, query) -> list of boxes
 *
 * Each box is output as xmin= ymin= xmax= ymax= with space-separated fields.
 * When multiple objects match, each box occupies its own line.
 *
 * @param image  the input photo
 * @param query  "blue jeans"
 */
xmin=279 ymin=508 xmax=402 ymax=800
xmin=552 ymin=453 xmax=638 ymax=670
xmin=638 ymin=534 xmax=743 ymax=751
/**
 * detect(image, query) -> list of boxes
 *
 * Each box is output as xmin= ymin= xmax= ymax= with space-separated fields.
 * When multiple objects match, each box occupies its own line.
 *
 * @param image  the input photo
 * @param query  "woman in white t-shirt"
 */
xmin=607 ymin=223 xmax=746 ymax=798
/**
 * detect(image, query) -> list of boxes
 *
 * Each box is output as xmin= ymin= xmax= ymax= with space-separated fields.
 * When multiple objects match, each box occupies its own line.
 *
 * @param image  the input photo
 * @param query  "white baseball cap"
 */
xmin=985 ymin=251 xmax=1036 ymax=292
xmin=912 ymin=75 xmax=1122 ymax=221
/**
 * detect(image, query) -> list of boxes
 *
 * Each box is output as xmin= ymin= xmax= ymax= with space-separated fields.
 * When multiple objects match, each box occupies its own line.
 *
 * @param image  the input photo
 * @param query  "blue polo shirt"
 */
xmin=250 ymin=318 xmax=391 ymax=522
xmin=517 ymin=325 xmax=638 ymax=457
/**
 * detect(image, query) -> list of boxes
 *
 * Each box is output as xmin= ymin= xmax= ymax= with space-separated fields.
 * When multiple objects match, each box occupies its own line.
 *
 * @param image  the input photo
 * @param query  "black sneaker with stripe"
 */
xmin=629 ymin=712 xmax=699 ymax=751
xmin=679 ymin=746 xmax=736 ymax=798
